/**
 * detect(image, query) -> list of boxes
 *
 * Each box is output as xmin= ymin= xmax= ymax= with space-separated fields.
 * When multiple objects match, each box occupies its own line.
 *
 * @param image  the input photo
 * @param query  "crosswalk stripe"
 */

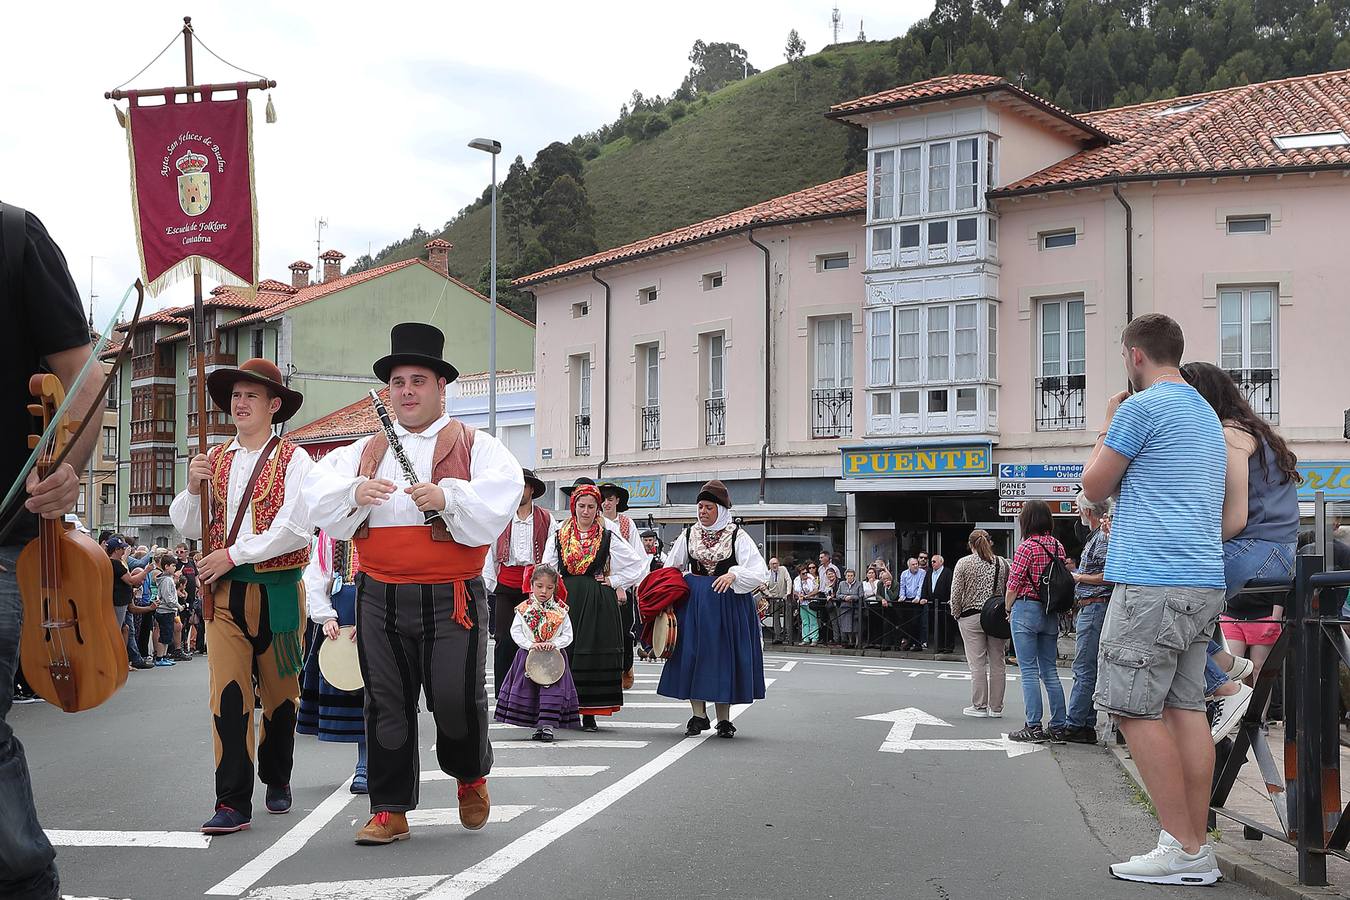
xmin=622 ymin=702 xmax=687 ymax=708
xmin=494 ymin=740 xmax=648 ymax=750
xmin=46 ymin=830 xmax=211 ymax=849
xmin=421 ymin=766 xmax=606 ymax=781
xmin=406 ymin=806 xmax=533 ymax=827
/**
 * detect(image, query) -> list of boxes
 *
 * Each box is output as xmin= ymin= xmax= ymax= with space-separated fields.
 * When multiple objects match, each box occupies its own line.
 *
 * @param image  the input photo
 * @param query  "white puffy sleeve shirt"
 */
xmin=540 ymin=518 xmax=648 ymax=592
xmin=666 ymin=526 xmax=770 ymax=596
xmin=509 ymin=610 xmax=574 ymax=651
xmin=169 ymin=438 xmax=314 ymax=564
xmin=301 ymin=415 xmax=523 ymax=547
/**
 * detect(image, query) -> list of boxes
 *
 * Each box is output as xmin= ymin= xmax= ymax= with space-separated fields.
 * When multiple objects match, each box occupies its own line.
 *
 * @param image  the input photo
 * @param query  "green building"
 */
xmin=114 ymin=240 xmax=534 ymax=545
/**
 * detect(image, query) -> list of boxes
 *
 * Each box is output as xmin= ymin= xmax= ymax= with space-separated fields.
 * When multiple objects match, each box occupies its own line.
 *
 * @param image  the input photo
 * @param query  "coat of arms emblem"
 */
xmin=176 ymin=150 xmax=211 ymax=216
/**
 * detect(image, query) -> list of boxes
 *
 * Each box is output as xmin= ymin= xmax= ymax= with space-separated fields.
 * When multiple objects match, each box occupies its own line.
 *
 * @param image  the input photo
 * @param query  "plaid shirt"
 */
xmin=1007 ymin=535 xmax=1066 ymax=600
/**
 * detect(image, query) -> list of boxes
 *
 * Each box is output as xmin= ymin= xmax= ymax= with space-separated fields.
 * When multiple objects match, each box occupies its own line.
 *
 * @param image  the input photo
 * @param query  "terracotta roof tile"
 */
xmin=289 ymin=260 xmax=313 ymax=270
xmin=996 ymin=68 xmax=1350 ymax=194
xmin=286 ymin=388 xmax=387 ymax=444
xmin=318 ymin=249 xmax=345 ymax=261
xmin=425 ymin=238 xmax=452 ymax=249
xmin=257 ymin=278 xmax=298 ymax=294
xmin=515 ymin=172 xmax=867 ymax=287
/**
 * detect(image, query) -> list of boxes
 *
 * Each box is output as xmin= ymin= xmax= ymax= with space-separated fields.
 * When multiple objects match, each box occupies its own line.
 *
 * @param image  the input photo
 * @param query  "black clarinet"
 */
xmin=368 ymin=389 xmax=439 ymax=525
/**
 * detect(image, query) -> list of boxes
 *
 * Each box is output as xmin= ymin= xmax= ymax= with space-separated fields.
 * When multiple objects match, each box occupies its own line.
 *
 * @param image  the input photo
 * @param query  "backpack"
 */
xmin=1033 ymin=536 xmax=1076 ymax=615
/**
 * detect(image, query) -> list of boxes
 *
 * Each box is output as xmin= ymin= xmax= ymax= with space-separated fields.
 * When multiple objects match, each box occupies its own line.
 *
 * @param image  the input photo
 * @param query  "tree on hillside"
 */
xmin=681 ymin=40 xmax=760 ymax=95
xmin=535 ymin=175 xmax=597 ymax=267
xmin=529 ymin=141 xmax=586 ymax=228
xmin=786 ymin=29 xmax=809 ymax=101
xmin=499 ymin=155 xmax=532 ymax=264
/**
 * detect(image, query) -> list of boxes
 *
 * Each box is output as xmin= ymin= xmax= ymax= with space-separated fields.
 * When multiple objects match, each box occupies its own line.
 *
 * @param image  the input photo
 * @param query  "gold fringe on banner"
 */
xmin=264 ymin=93 xmax=276 ymax=124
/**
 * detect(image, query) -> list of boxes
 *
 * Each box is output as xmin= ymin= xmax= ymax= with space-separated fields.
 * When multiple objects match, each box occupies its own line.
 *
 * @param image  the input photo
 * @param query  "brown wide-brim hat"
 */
xmin=522 ymin=468 xmax=546 ymax=500
xmin=205 ymin=358 xmax=304 ymax=423
xmin=696 ymin=479 xmax=732 ymax=509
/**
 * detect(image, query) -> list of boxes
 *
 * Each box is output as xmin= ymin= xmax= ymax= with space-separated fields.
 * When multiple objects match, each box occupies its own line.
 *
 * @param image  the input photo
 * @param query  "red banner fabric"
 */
xmin=125 ymin=96 xmax=258 ymax=296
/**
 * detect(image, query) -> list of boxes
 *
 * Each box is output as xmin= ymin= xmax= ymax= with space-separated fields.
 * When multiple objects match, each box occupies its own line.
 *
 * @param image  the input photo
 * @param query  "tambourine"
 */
xmin=318 ymin=625 xmax=364 ymax=691
xmin=651 ymin=609 xmax=678 ymax=660
xmin=525 ymin=646 xmax=565 ymax=686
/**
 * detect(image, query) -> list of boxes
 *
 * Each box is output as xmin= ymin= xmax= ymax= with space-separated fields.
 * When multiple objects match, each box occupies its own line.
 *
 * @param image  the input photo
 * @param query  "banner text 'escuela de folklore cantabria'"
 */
xmin=124 ymin=96 xmax=258 ymax=296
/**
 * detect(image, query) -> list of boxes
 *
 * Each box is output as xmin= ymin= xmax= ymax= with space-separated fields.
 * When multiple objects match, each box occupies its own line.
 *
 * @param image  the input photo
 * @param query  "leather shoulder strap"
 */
xmin=226 ymin=436 xmax=281 ymax=547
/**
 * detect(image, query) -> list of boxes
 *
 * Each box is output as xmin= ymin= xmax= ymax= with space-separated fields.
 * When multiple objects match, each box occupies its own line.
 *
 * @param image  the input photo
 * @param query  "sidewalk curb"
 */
xmin=1106 ymin=745 xmax=1348 ymax=899
xmin=764 ymin=641 xmax=1077 ymax=668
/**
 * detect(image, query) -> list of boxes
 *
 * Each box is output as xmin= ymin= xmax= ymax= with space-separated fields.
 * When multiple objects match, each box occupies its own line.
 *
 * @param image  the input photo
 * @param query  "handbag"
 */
xmin=979 ymin=558 xmax=1012 ymax=640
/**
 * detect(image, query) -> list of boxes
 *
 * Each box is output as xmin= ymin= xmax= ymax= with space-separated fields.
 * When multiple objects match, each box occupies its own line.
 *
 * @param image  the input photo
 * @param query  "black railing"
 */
xmin=811 ymin=387 xmax=853 ymax=438
xmin=1035 ymin=374 xmax=1086 ymax=431
xmin=704 ymin=397 xmax=726 ymax=446
xmin=1226 ymin=367 xmax=1279 ymax=423
xmin=641 ymin=405 xmax=661 ymax=450
xmin=574 ymin=414 xmax=591 ymax=456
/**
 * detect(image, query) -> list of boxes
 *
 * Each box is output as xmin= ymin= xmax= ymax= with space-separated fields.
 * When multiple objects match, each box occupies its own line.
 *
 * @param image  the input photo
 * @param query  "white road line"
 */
xmin=45 ymin=830 xmax=211 ymax=849
xmin=406 ymin=805 xmax=533 ymax=827
xmin=620 ymin=701 xmax=686 ymax=708
xmin=421 ymin=766 xmax=606 ymax=781
xmin=245 ymin=875 xmax=444 ymax=900
xmin=576 ymin=720 xmax=679 ymax=729
xmin=779 ymin=661 xmax=798 ymax=672
xmin=493 ymin=740 xmax=648 ymax=750
xmin=205 ymin=777 xmax=355 ymax=896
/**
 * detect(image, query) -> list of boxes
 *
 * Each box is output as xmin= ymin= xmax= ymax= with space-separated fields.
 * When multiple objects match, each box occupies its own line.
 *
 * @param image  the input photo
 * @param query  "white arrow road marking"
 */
xmin=46 ymin=830 xmax=211 ymax=849
xmin=405 ymin=805 xmax=534 ymax=827
xmin=857 ymin=708 xmax=1044 ymax=758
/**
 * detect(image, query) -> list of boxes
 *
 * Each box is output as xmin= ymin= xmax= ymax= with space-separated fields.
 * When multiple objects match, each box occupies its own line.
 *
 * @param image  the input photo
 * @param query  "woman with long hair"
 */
xmin=1005 ymin=501 xmax=1070 ymax=743
xmin=949 ymin=530 xmax=1010 ymax=718
xmin=1181 ymin=362 xmax=1300 ymax=738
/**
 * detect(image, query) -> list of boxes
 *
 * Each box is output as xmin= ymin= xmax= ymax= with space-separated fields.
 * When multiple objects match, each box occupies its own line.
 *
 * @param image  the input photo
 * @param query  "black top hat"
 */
xmin=206 ymin=357 xmax=304 ymax=423
xmin=598 ymin=481 xmax=630 ymax=512
xmin=522 ymin=468 xmax=546 ymax=501
xmin=560 ymin=476 xmax=596 ymax=497
xmin=373 ymin=323 xmax=459 ymax=384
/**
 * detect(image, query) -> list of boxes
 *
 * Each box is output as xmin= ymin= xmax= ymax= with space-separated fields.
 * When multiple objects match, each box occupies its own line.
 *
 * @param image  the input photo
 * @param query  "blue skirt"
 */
xmin=657 ymin=575 xmax=766 ymax=705
xmin=298 ymin=585 xmax=365 ymax=743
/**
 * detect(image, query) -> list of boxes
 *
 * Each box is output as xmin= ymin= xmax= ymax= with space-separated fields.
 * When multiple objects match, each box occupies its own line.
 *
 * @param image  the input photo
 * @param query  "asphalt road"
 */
xmin=13 ymin=647 xmax=1263 ymax=900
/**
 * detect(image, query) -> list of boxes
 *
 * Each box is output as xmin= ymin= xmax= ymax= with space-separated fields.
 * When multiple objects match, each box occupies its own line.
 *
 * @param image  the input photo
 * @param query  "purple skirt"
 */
xmin=494 ymin=648 xmax=582 ymax=729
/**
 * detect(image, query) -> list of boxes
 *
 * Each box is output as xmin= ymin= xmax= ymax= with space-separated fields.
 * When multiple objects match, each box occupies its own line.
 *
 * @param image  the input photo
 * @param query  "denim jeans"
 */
xmin=1067 ymin=601 xmax=1108 ymax=729
xmin=0 ymin=545 xmax=60 ymax=900
xmin=1011 ymin=598 xmax=1067 ymax=729
xmin=1203 ymin=538 xmax=1296 ymax=696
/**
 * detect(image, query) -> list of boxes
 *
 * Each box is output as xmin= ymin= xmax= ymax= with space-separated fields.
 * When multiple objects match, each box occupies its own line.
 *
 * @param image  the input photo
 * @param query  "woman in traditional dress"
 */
xmin=299 ymin=532 xmax=368 ymax=792
xmin=658 ymin=480 xmax=769 ymax=738
xmin=542 ymin=483 xmax=646 ymax=731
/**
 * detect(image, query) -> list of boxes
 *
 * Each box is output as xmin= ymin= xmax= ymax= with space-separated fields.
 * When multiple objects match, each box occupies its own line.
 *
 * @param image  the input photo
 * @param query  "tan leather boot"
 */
xmin=355 ymin=811 xmax=410 ymax=845
xmin=621 ymin=668 xmax=635 ymax=690
xmin=457 ymin=779 xmax=490 ymax=830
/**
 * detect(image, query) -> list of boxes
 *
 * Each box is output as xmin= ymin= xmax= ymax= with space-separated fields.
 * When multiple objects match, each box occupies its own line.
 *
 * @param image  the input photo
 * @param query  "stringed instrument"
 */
xmin=17 ymin=373 xmax=127 ymax=712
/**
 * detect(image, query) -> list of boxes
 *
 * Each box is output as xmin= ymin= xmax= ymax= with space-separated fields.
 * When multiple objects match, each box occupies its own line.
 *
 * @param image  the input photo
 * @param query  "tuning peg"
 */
xmin=65 ymin=421 xmax=79 ymax=435
xmin=28 ymin=436 xmax=40 ymax=449
xmin=27 ymin=404 xmax=42 ymax=416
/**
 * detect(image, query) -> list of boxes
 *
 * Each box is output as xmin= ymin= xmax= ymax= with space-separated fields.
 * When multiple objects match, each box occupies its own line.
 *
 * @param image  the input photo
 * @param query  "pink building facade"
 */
xmin=521 ymin=70 xmax=1350 ymax=570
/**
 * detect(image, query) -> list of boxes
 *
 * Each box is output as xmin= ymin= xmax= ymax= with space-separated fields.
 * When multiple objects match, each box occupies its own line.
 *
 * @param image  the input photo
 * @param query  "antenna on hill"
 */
xmin=831 ymin=6 xmax=841 ymax=44
xmin=1018 ymin=71 xmax=1028 ymax=89
xmin=857 ymin=19 xmax=866 ymax=41
xmin=314 ymin=216 xmax=328 ymax=273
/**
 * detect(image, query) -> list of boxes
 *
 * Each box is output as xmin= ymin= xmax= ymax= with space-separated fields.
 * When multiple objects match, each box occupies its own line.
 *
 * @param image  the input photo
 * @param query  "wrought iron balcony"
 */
xmin=1035 ymin=374 xmax=1086 ymax=431
xmin=641 ymin=405 xmax=661 ymax=450
xmin=574 ymin=414 xmax=591 ymax=456
xmin=705 ymin=397 xmax=726 ymax=446
xmin=1226 ymin=368 xmax=1279 ymax=423
xmin=811 ymin=387 xmax=853 ymax=438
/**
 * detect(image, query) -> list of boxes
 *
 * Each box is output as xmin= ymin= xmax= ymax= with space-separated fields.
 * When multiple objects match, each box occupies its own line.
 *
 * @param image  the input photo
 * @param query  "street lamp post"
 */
xmin=468 ymin=137 xmax=503 ymax=436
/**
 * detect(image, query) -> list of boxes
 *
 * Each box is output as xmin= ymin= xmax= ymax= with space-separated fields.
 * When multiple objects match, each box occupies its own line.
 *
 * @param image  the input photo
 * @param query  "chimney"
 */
xmin=288 ymin=260 xmax=312 ymax=290
xmin=425 ymin=238 xmax=452 ymax=276
xmin=319 ymin=249 xmax=345 ymax=283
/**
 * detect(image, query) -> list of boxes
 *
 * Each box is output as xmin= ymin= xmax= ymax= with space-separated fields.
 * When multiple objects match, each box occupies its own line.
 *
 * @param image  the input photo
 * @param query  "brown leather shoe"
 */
xmin=621 ymin=668 xmax=635 ymax=690
xmin=355 ymin=811 xmax=410 ymax=845
xmin=457 ymin=779 xmax=490 ymax=830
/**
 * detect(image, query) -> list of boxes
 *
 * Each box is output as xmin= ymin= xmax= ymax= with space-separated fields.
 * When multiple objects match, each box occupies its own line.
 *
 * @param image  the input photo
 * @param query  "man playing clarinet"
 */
xmin=303 ymin=323 xmax=523 ymax=846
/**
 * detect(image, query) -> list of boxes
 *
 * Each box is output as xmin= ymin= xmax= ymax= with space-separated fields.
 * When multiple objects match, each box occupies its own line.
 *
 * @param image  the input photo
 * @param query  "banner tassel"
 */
xmin=264 ymin=94 xmax=277 ymax=124
xmin=114 ymin=105 xmax=127 ymax=129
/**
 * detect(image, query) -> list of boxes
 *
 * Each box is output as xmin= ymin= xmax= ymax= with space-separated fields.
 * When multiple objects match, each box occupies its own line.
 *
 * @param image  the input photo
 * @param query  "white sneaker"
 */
xmin=1210 ymin=682 xmax=1254 ymax=744
xmin=962 ymin=706 xmax=989 ymax=718
xmin=1224 ymin=655 xmax=1254 ymax=682
xmin=986 ymin=709 xmax=1003 ymax=718
xmin=1111 ymin=840 xmax=1220 ymax=885
xmin=1136 ymin=830 xmax=1214 ymax=860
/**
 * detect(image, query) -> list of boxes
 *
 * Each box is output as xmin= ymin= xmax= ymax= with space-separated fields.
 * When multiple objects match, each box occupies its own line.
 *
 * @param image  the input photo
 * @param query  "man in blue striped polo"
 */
xmin=1082 ymin=313 xmax=1227 ymax=886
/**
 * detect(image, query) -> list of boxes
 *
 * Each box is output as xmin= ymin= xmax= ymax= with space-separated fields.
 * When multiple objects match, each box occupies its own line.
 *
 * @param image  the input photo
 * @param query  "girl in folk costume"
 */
xmin=658 ymin=480 xmax=769 ymax=738
xmin=494 ymin=565 xmax=580 ymax=742
xmin=542 ymin=482 xmax=647 ymax=731
xmin=299 ymin=532 xmax=367 ymax=793
xmin=599 ymin=482 xmax=645 ymax=688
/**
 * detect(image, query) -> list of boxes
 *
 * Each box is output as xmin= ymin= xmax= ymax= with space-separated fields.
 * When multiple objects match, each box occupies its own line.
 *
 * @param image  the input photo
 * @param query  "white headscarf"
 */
xmin=707 ymin=504 xmax=733 ymax=532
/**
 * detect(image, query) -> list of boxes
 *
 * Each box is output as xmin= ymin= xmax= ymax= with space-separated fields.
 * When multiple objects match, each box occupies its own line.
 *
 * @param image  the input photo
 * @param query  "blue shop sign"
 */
xmin=842 ymin=444 xmax=992 ymax=478
xmin=998 ymin=463 xmax=1084 ymax=481
xmin=602 ymin=475 xmax=663 ymax=507
xmin=1297 ymin=462 xmax=1350 ymax=501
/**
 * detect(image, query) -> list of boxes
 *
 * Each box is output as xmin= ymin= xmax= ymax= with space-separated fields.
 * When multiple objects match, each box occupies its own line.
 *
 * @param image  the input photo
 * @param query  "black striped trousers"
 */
xmin=355 ymin=574 xmax=493 ymax=813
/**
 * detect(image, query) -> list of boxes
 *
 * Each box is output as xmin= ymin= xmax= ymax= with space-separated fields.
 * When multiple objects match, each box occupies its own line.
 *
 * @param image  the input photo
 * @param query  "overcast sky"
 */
xmin=3 ymin=0 xmax=929 ymax=329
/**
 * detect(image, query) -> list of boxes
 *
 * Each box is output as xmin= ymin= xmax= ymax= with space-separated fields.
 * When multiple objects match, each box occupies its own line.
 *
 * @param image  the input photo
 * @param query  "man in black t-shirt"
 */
xmin=1 ymin=202 xmax=104 ymax=900
xmin=175 ymin=543 xmax=203 ymax=653
xmin=107 ymin=538 xmax=150 ymax=669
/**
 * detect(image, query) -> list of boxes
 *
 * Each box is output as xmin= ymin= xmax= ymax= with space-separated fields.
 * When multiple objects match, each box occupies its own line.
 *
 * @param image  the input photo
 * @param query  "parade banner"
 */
xmin=123 ymin=96 xmax=258 ymax=296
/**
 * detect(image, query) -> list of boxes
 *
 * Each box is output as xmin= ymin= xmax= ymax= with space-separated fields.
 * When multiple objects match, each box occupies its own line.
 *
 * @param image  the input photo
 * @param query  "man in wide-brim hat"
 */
xmin=303 ymin=322 xmax=523 ymax=845
xmin=170 ymin=358 xmax=316 ymax=836
xmin=483 ymin=467 xmax=557 ymax=693
xmin=597 ymin=481 xmax=643 ymax=685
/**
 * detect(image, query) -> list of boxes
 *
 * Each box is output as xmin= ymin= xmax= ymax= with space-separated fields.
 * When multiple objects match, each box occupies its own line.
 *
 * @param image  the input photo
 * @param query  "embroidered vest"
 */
xmin=493 ymin=506 xmax=553 ymax=571
xmin=352 ymin=419 xmax=476 ymax=542
xmin=207 ymin=440 xmax=310 ymax=572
